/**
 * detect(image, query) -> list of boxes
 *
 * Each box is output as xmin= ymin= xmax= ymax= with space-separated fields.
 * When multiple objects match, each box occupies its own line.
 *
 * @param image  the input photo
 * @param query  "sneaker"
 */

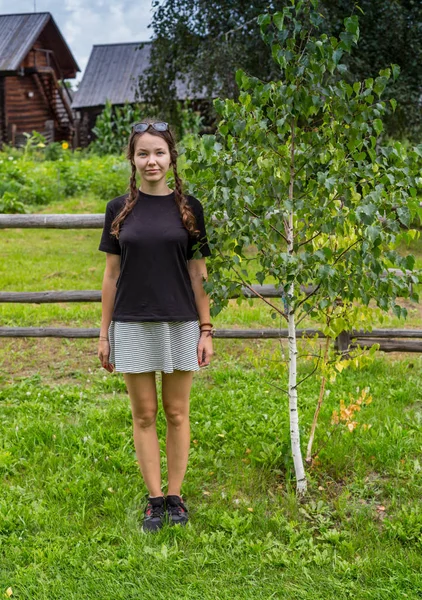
xmin=142 ymin=495 xmax=166 ymax=532
xmin=166 ymin=494 xmax=189 ymax=526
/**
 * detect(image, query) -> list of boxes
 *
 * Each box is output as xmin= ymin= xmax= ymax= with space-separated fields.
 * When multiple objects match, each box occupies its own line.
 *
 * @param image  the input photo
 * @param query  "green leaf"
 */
xmin=273 ymin=12 xmax=284 ymax=31
xmin=257 ymin=13 xmax=271 ymax=27
xmin=405 ymin=255 xmax=415 ymax=270
xmin=391 ymin=64 xmax=400 ymax=81
xmin=374 ymin=76 xmax=387 ymax=97
xmin=333 ymin=49 xmax=343 ymax=64
xmin=235 ymin=69 xmax=248 ymax=89
xmin=373 ymin=119 xmax=383 ymax=135
xmin=256 ymin=271 xmax=265 ymax=285
xmin=345 ymin=15 xmax=359 ymax=37
xmin=366 ymin=225 xmax=381 ymax=244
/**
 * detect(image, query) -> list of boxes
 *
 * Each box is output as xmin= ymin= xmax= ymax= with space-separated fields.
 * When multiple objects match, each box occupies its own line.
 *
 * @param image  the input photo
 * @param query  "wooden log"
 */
xmin=2 ymin=287 xmax=419 ymax=307
xmin=352 ymin=339 xmax=422 ymax=353
xmin=0 ymin=327 xmax=99 ymax=338
xmin=1 ymin=328 xmax=422 ymax=354
xmin=0 ymin=285 xmax=313 ymax=303
xmin=0 ymin=290 xmax=102 ymax=303
xmin=353 ymin=329 xmax=422 ymax=339
xmin=0 ymin=327 xmax=324 ymax=339
xmin=0 ymin=214 xmax=104 ymax=229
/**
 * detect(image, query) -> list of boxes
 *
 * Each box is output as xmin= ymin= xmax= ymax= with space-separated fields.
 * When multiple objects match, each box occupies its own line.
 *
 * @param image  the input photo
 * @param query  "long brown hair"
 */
xmin=110 ymin=117 xmax=200 ymax=239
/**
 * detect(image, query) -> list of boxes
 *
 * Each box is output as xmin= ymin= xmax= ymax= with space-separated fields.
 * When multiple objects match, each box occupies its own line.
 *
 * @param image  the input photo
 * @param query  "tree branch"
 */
xmin=296 ymin=357 xmax=321 ymax=387
xmin=222 ymin=251 xmax=289 ymax=323
xmin=216 ymin=15 xmax=263 ymax=41
xmin=245 ymin=205 xmax=288 ymax=243
xmin=332 ymin=238 xmax=362 ymax=266
xmin=295 ymin=282 xmax=322 ymax=313
xmin=297 ymin=231 xmax=322 ymax=248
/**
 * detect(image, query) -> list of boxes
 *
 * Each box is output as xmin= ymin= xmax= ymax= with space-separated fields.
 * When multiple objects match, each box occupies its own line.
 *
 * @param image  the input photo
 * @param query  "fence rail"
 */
xmin=1 ymin=327 xmax=421 ymax=352
xmin=0 ymin=284 xmax=316 ymax=303
xmin=0 ymin=214 xmax=103 ymax=228
xmin=1 ymin=213 xmax=420 ymax=353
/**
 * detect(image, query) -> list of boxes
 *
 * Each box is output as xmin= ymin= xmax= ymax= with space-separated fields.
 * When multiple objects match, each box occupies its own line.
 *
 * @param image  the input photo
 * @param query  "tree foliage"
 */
xmin=320 ymin=0 xmax=422 ymax=141
xmin=140 ymin=0 xmax=422 ymax=140
xmin=138 ymin=0 xmax=282 ymax=130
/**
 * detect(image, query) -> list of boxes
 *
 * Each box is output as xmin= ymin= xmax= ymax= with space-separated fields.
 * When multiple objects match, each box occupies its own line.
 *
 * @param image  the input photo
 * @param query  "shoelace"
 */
xmin=167 ymin=499 xmax=187 ymax=516
xmin=145 ymin=501 xmax=165 ymax=518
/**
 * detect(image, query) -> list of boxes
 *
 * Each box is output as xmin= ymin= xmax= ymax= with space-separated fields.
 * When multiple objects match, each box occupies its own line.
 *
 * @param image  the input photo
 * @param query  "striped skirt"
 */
xmin=108 ymin=320 xmax=201 ymax=373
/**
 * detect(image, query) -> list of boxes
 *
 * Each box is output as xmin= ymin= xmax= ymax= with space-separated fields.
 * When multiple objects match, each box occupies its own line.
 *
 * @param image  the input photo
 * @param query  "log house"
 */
xmin=0 ymin=12 xmax=79 ymax=147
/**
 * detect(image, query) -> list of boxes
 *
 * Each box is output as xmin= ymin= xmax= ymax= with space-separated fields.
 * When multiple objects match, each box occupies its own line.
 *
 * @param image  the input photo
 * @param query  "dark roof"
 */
xmin=0 ymin=12 xmax=79 ymax=77
xmin=72 ymin=41 xmax=211 ymax=109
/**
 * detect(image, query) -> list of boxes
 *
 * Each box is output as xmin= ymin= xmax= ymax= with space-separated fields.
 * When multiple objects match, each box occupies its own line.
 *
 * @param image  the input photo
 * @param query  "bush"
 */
xmin=90 ymin=100 xmax=142 ymax=156
xmin=0 ymin=133 xmax=131 ymax=212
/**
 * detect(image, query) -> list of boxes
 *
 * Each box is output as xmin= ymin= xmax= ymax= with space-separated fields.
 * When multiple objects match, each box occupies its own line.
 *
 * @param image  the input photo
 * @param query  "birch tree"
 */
xmin=182 ymin=0 xmax=421 ymax=496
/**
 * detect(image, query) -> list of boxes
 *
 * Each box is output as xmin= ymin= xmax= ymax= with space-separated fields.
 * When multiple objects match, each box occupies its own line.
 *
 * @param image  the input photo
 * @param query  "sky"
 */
xmin=0 ymin=0 xmax=156 ymax=86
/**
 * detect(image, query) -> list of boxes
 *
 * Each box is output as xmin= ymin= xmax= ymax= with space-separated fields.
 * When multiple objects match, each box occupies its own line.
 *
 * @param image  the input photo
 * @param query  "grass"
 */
xmin=1 ymin=351 xmax=421 ymax=598
xmin=0 ymin=195 xmax=421 ymax=598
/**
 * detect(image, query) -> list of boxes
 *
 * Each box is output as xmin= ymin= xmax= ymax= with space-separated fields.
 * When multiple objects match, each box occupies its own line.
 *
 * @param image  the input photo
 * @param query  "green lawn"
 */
xmin=0 ymin=196 xmax=421 ymax=599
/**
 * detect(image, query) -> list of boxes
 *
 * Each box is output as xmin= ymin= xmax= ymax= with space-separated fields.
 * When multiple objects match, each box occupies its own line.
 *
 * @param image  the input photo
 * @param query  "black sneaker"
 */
xmin=166 ymin=495 xmax=189 ymax=526
xmin=142 ymin=495 xmax=166 ymax=533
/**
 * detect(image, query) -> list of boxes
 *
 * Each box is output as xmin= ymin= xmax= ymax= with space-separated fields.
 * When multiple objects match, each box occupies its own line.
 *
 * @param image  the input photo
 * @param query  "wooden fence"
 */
xmin=1 ymin=213 xmax=421 ymax=353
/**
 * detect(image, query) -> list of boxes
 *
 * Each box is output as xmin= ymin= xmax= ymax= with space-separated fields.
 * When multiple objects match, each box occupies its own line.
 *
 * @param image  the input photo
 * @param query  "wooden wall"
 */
xmin=5 ymin=74 xmax=53 ymax=143
xmin=76 ymin=107 xmax=103 ymax=147
xmin=0 ymin=77 xmax=5 ymax=145
xmin=22 ymin=41 xmax=51 ymax=71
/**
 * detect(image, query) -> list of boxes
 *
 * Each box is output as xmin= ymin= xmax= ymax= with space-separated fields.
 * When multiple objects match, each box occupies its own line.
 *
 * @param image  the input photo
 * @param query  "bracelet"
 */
xmin=200 ymin=327 xmax=215 ymax=337
xmin=199 ymin=322 xmax=213 ymax=329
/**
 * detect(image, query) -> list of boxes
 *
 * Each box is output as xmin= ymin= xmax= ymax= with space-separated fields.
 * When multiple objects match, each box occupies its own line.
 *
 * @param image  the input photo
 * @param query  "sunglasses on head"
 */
xmin=132 ymin=121 xmax=169 ymax=133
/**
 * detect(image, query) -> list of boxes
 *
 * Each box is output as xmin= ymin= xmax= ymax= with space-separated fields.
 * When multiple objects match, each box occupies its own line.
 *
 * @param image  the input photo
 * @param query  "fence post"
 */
xmin=334 ymin=330 xmax=351 ymax=359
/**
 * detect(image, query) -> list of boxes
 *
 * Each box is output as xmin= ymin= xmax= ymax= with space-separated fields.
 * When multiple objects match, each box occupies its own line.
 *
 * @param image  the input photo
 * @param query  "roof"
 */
xmin=72 ymin=42 xmax=211 ymax=109
xmin=0 ymin=12 xmax=79 ymax=77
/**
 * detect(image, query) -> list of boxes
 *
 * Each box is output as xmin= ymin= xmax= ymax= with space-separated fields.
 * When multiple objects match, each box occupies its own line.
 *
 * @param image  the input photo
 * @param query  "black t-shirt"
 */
xmin=98 ymin=189 xmax=211 ymax=322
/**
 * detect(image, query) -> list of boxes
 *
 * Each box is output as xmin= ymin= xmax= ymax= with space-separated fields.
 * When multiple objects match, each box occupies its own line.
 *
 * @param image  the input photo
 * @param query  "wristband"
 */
xmin=200 ymin=328 xmax=215 ymax=337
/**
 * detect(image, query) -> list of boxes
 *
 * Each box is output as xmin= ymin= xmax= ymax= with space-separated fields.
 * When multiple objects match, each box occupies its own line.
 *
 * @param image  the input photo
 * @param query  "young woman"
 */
xmin=97 ymin=119 xmax=214 ymax=533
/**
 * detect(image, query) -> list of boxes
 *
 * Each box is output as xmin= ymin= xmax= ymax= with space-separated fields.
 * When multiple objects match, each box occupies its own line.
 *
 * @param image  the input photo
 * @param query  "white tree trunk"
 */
xmin=287 ymin=281 xmax=307 ymax=496
xmin=286 ymin=120 xmax=307 ymax=496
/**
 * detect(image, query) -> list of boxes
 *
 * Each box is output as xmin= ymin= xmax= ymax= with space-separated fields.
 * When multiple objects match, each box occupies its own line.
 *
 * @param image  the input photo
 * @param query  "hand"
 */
xmin=98 ymin=340 xmax=115 ymax=372
xmin=198 ymin=333 xmax=213 ymax=367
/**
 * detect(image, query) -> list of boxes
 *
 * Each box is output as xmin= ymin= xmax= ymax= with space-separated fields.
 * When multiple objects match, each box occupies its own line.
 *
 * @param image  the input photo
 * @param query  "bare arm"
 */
xmin=187 ymin=257 xmax=210 ymax=325
xmin=188 ymin=257 xmax=213 ymax=367
xmin=98 ymin=254 xmax=120 ymax=372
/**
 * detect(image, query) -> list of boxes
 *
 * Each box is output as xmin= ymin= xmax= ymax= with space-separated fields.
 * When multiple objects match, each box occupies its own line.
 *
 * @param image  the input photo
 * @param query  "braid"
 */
xmin=172 ymin=159 xmax=200 ymax=238
xmin=110 ymin=162 xmax=138 ymax=238
xmin=128 ymin=161 xmax=138 ymax=204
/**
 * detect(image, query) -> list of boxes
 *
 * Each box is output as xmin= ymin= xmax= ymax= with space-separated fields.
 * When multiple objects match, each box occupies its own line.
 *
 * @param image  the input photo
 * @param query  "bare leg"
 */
xmin=162 ymin=369 xmax=194 ymax=497
xmin=123 ymin=371 xmax=164 ymax=497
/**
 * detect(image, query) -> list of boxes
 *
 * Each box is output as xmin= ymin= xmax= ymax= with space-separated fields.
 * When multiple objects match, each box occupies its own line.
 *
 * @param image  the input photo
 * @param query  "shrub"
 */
xmin=90 ymin=100 xmax=142 ymax=156
xmin=0 ymin=135 xmax=131 ymax=212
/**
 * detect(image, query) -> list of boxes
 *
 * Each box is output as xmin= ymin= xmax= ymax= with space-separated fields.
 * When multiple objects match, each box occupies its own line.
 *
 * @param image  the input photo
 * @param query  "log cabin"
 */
xmin=0 ymin=12 xmax=79 ymax=147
